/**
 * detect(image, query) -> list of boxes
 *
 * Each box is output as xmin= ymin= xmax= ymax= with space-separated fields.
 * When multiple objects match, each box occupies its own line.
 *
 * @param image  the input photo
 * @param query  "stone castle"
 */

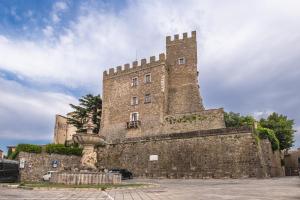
xmin=53 ymin=114 xmax=76 ymax=145
xmin=53 ymin=31 xmax=283 ymax=179
xmin=100 ymin=31 xmax=225 ymax=141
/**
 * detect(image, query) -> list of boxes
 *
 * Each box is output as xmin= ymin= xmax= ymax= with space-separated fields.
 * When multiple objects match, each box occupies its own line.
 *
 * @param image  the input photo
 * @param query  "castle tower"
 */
xmin=166 ymin=31 xmax=204 ymax=115
xmin=100 ymin=31 xmax=224 ymax=141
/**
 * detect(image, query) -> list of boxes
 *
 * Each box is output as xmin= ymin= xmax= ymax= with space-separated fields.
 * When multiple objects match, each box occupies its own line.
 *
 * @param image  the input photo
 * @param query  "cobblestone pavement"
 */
xmin=0 ymin=177 xmax=299 ymax=200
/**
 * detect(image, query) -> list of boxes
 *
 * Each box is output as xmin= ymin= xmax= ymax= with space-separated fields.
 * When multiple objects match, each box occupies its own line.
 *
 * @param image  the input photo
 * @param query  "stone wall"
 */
xmin=53 ymin=114 xmax=77 ymax=145
xmin=258 ymin=139 xmax=284 ymax=177
xmin=166 ymin=31 xmax=204 ymax=114
xmin=101 ymin=58 xmax=168 ymax=141
xmin=97 ymin=127 xmax=280 ymax=178
xmin=50 ymin=172 xmax=121 ymax=185
xmin=18 ymin=152 xmax=81 ymax=182
xmin=162 ymin=108 xmax=225 ymax=134
xmin=53 ymin=115 xmax=68 ymax=144
xmin=284 ymin=149 xmax=300 ymax=176
xmin=100 ymin=31 xmax=224 ymax=142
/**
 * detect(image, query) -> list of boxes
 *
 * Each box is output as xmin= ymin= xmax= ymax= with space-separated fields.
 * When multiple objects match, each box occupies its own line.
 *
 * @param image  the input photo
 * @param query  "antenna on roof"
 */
xmin=135 ymin=49 xmax=138 ymax=61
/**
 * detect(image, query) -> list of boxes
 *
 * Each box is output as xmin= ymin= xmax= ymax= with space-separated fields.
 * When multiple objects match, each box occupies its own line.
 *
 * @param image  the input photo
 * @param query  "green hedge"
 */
xmin=45 ymin=144 xmax=82 ymax=156
xmin=256 ymin=127 xmax=280 ymax=151
xmin=16 ymin=144 xmax=42 ymax=153
xmin=8 ymin=144 xmax=42 ymax=159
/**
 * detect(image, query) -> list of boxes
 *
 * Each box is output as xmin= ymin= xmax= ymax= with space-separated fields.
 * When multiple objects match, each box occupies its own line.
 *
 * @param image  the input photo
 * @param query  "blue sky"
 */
xmin=0 ymin=0 xmax=300 ymax=154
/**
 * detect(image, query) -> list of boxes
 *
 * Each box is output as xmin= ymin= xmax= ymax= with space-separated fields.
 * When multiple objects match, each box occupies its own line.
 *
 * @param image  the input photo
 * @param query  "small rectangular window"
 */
xmin=131 ymin=96 xmax=138 ymax=105
xmin=130 ymin=112 xmax=139 ymax=121
xmin=144 ymin=94 xmax=151 ymax=103
xmin=144 ymin=73 xmax=151 ymax=83
xmin=178 ymin=57 xmax=185 ymax=65
xmin=132 ymin=77 xmax=138 ymax=87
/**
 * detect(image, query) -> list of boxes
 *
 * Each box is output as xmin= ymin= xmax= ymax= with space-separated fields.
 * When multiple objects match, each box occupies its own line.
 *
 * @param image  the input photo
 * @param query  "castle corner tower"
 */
xmin=166 ymin=31 xmax=204 ymax=115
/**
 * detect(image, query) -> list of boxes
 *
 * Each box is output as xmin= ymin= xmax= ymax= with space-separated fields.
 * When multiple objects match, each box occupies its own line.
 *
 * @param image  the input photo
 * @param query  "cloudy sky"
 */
xmin=0 ymin=0 xmax=299 ymax=153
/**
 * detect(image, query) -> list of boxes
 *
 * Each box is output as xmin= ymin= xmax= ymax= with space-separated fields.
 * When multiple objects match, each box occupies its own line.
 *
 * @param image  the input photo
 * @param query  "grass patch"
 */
xmin=21 ymin=182 xmax=148 ymax=190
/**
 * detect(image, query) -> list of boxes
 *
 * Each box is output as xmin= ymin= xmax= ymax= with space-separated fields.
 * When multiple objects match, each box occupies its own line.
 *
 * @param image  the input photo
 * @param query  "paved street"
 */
xmin=0 ymin=177 xmax=299 ymax=200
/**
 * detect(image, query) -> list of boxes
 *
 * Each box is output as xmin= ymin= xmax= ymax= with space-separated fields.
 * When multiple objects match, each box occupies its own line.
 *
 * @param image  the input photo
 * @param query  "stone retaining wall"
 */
xmin=97 ymin=127 xmax=282 ymax=178
xmin=18 ymin=152 xmax=81 ymax=182
xmin=259 ymin=139 xmax=284 ymax=177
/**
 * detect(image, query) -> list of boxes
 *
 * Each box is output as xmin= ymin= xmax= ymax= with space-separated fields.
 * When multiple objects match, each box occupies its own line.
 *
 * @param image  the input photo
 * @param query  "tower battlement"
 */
xmin=103 ymin=53 xmax=165 ymax=79
xmin=166 ymin=31 xmax=196 ymax=45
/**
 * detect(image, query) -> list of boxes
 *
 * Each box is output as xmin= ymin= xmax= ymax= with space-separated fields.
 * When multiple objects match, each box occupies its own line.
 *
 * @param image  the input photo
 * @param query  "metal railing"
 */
xmin=126 ymin=121 xmax=141 ymax=129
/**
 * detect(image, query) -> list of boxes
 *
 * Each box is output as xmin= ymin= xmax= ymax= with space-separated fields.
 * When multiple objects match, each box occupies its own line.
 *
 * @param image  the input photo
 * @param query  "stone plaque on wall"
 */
xmin=19 ymin=158 xmax=25 ymax=169
xmin=149 ymin=155 xmax=158 ymax=161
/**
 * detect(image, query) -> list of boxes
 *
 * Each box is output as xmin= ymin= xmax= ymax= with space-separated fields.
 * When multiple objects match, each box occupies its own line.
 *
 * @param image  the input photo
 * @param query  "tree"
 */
xmin=67 ymin=94 xmax=102 ymax=134
xmin=259 ymin=112 xmax=295 ymax=150
xmin=224 ymin=112 xmax=255 ymax=128
xmin=256 ymin=126 xmax=280 ymax=151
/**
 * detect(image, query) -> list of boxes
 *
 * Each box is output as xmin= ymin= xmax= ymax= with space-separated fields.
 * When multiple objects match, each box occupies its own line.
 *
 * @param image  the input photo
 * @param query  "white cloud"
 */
xmin=0 ymin=0 xmax=299 ymax=92
xmin=252 ymin=111 xmax=274 ymax=120
xmin=42 ymin=26 xmax=54 ymax=37
xmin=51 ymin=1 xmax=69 ymax=23
xmin=0 ymin=0 xmax=300 ymax=146
xmin=0 ymin=77 xmax=77 ymax=140
xmin=54 ymin=1 xmax=68 ymax=11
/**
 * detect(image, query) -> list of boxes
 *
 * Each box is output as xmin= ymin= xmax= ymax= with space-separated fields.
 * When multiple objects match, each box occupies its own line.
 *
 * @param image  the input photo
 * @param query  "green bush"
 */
xmin=8 ymin=144 xmax=42 ymax=159
xmin=8 ymin=151 xmax=18 ymax=160
xmin=224 ymin=112 xmax=255 ymax=128
xmin=256 ymin=127 xmax=280 ymax=151
xmin=16 ymin=144 xmax=42 ymax=153
xmin=45 ymin=144 xmax=82 ymax=156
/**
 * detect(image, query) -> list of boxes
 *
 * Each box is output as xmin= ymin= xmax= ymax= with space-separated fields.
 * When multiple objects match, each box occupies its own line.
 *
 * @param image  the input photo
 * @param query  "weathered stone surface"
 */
xmin=259 ymin=139 xmax=284 ymax=177
xmin=100 ymin=31 xmax=225 ymax=142
xmin=50 ymin=172 xmax=121 ymax=185
xmin=97 ymin=127 xmax=282 ymax=179
xmin=53 ymin=114 xmax=76 ymax=145
xmin=162 ymin=109 xmax=225 ymax=134
xmin=166 ymin=30 xmax=204 ymax=114
xmin=18 ymin=152 xmax=81 ymax=182
xmin=284 ymin=148 xmax=300 ymax=176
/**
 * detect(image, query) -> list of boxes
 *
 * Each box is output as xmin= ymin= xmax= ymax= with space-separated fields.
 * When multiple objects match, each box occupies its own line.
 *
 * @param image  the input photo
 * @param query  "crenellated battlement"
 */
xmin=166 ymin=31 xmax=196 ymax=45
xmin=103 ymin=53 xmax=166 ymax=78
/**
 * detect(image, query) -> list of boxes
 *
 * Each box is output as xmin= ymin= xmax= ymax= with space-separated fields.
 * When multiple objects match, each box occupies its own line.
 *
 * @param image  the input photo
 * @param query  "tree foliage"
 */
xmin=67 ymin=94 xmax=102 ymax=134
xmin=224 ymin=112 xmax=255 ymax=128
xmin=259 ymin=112 xmax=295 ymax=150
xmin=8 ymin=144 xmax=42 ymax=159
xmin=256 ymin=126 xmax=280 ymax=151
xmin=45 ymin=144 xmax=82 ymax=156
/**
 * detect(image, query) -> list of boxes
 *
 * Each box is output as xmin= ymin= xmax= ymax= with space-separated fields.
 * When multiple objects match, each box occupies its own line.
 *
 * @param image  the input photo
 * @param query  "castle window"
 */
xmin=178 ymin=57 xmax=185 ymax=65
xmin=131 ymin=96 xmax=138 ymax=105
xmin=144 ymin=94 xmax=151 ymax=103
xmin=127 ymin=112 xmax=140 ymax=129
xmin=130 ymin=112 xmax=139 ymax=122
xmin=131 ymin=77 xmax=138 ymax=87
xmin=144 ymin=73 xmax=151 ymax=83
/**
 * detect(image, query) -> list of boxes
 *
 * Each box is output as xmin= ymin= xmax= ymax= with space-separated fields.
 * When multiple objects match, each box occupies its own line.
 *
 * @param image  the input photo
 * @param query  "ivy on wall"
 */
xmin=165 ymin=114 xmax=208 ymax=124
